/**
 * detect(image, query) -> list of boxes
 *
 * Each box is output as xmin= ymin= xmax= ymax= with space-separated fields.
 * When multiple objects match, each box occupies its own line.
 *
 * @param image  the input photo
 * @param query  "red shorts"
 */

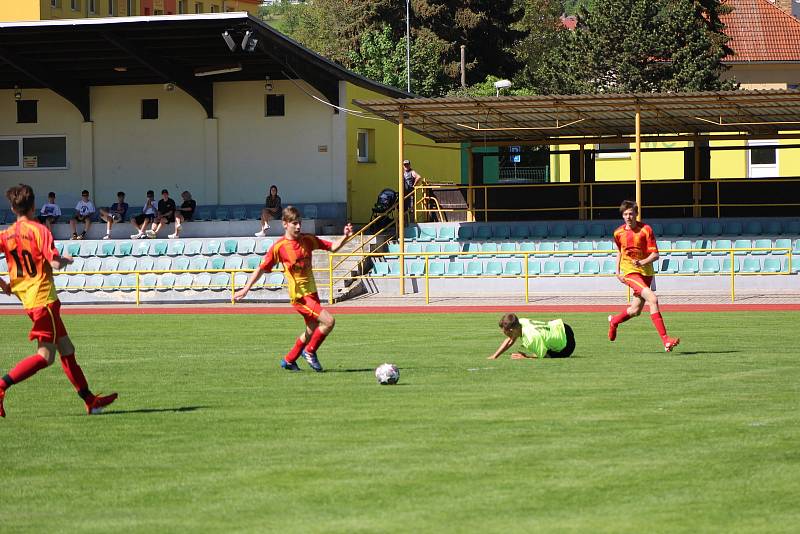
xmin=622 ymin=273 xmax=655 ymax=297
xmin=292 ymin=293 xmax=323 ymax=326
xmin=26 ymin=300 xmax=68 ymax=343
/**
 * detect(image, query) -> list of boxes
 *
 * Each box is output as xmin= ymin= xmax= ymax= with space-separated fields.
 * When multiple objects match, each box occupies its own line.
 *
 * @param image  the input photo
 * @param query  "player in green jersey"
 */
xmin=488 ymin=313 xmax=575 ymax=360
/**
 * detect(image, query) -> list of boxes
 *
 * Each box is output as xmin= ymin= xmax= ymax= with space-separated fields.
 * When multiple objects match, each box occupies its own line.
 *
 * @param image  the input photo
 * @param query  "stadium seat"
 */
xmin=236 ymin=239 xmax=255 ymax=255
xmin=744 ymin=221 xmax=763 ymax=235
xmin=650 ymin=222 xmax=663 ymax=235
xmin=230 ymin=207 xmax=247 ymax=221
xmin=118 ymin=257 xmax=137 ymax=272
xmin=466 ymin=261 xmax=483 ymax=276
xmin=97 ymin=242 xmax=116 ymax=257
xmin=656 ymin=240 xmax=671 ymax=254
xmin=527 ymin=259 xmax=541 ymax=275
xmin=150 ymin=241 xmax=168 ymax=256
xmin=386 ymin=243 xmax=400 ymax=259
xmin=480 ymin=242 xmax=498 ymax=257
xmin=475 ymin=225 xmax=493 ymax=240
xmin=658 ymin=258 xmax=678 ymax=273
xmin=203 ymin=240 xmax=221 ymax=255
xmin=601 ymin=259 xmax=616 ymax=274
xmin=234 ymin=272 xmax=249 ymax=288
xmin=510 ymin=224 xmax=529 ymax=239
xmin=192 ymin=273 xmax=212 ymax=289
xmin=764 ymin=221 xmax=782 ymax=236
xmin=484 ymin=261 xmax=503 ymax=276
xmin=65 ymin=257 xmax=84 ymax=272
xmin=567 ymin=223 xmax=587 ymax=238
xmin=671 ymin=240 xmax=692 ymax=256
xmin=741 ymin=257 xmax=761 ymax=273
xmin=255 ymin=239 xmax=273 ymax=255
xmin=423 ymin=243 xmax=440 ymax=257
xmin=214 ymin=207 xmax=229 ymax=221
xmin=751 ymin=238 xmax=772 ymax=255
xmin=224 ymin=256 xmax=243 ymax=270
xmin=417 ymin=226 xmax=436 ymax=242
xmin=246 ymin=207 xmax=262 ymax=220
xmin=575 ymin=241 xmax=593 ymax=257
xmin=67 ymin=243 xmax=81 ymax=257
xmin=693 ymin=239 xmax=711 ymax=256
xmin=437 ymin=226 xmax=456 ymax=241
xmin=102 ymin=274 xmax=122 ymax=290
xmin=139 ymin=273 xmax=158 ymax=290
xmin=712 ymin=239 xmax=732 ymax=256
xmin=704 ymin=221 xmax=723 ymax=236
xmin=65 ymin=274 xmax=86 ymax=291
xmin=684 ymin=221 xmax=703 ymax=237
xmin=136 ymin=257 xmax=154 ymax=272
xmin=428 ymin=261 xmax=446 ymax=276
xmin=173 ymin=257 xmax=190 ymax=271
xmin=440 ymin=242 xmax=460 ymax=259
xmin=587 ymin=223 xmax=606 ymax=239
xmin=594 ymin=240 xmax=614 ymax=256
xmin=406 ymin=243 xmax=422 ymax=259
xmin=100 ymin=257 xmax=119 ymax=272
xmin=154 ymin=257 xmax=172 ymax=271
xmin=580 ymin=260 xmax=600 ymax=275
xmin=174 ymin=273 xmax=194 ymax=290
xmin=530 ymin=223 xmax=548 ymax=239
xmin=664 ymin=222 xmax=683 ymax=237
xmin=492 ymin=225 xmax=510 ymax=239
xmin=556 ymin=241 xmax=574 ymax=255
xmin=542 ymin=260 xmax=560 ymax=275
xmin=497 ymin=242 xmax=517 ymax=258
xmin=562 ymin=260 xmax=580 ymax=275
xmin=549 ymin=223 xmax=567 ymax=239
xmin=83 ymin=258 xmax=102 ymax=272
xmin=131 ymin=241 xmax=150 ymax=257
xmin=54 ymin=275 xmax=68 ymax=290
xmin=264 ymin=272 xmax=285 ymax=289
xmin=700 ymin=258 xmax=720 ymax=273
xmin=723 ymin=221 xmax=742 ymax=236
xmin=303 ymin=205 xmax=318 ymax=219
xmin=222 ymin=239 xmax=238 ymax=255
xmin=167 ymin=240 xmax=185 ymax=256
xmin=457 ymin=226 xmax=473 ymax=240
xmin=445 ymin=262 xmax=464 ymax=276
xmin=794 ymin=239 xmax=800 ymax=255
xmin=54 ymin=242 xmax=64 ymax=255
xmin=679 ymin=258 xmax=699 ymax=273
xmin=788 ymin=258 xmax=800 ymax=273
xmin=407 ymin=261 xmax=425 ymax=277
xmin=762 ymin=258 xmax=782 ymax=273
xmin=519 ymin=242 xmax=537 ymax=258
xmin=157 ymin=273 xmax=177 ymax=291
xmin=462 ymin=242 xmax=480 ymax=259
xmin=189 ymin=257 xmax=207 ymax=271
xmin=245 ymin=256 xmax=260 ymax=270
xmin=195 ymin=206 xmax=213 ymax=221
xmin=85 ymin=273 xmax=104 ymax=292
xmin=538 ymin=242 xmax=555 ymax=256
xmin=0 ymin=257 xmax=6 ymax=274
xmin=774 ymin=238 xmax=792 ymax=255
xmin=120 ymin=273 xmax=137 ymax=291
xmin=403 ymin=226 xmax=419 ymax=240
xmin=387 ymin=261 xmax=400 ymax=276
xmin=503 ymin=261 xmax=522 ymax=276
xmin=209 ymin=256 xmax=225 ymax=270
xmin=114 ymin=241 xmax=133 ymax=257
xmin=784 ymin=221 xmax=800 ymax=235
xmin=210 ymin=272 xmax=230 ymax=290
xmin=733 ymin=239 xmax=751 ymax=256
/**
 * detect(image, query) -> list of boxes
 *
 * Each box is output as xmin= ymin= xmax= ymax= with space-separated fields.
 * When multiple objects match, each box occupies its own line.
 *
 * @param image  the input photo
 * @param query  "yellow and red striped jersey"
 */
xmin=0 ymin=219 xmax=59 ymax=309
xmin=613 ymin=222 xmax=658 ymax=276
xmin=259 ymin=234 xmax=332 ymax=301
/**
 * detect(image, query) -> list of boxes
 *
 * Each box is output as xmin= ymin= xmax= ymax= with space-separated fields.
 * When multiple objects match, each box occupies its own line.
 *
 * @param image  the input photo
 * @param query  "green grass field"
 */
xmin=1 ymin=310 xmax=799 ymax=533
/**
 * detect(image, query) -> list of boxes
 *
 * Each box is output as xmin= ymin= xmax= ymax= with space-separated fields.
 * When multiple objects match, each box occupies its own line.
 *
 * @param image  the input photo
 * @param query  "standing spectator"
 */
xmin=255 ymin=185 xmax=282 ymax=237
xmin=69 ymin=190 xmax=95 ymax=240
xmin=169 ymin=191 xmax=196 ymax=239
xmin=130 ymin=190 xmax=157 ymax=239
xmin=98 ymin=191 xmax=128 ymax=240
xmin=37 ymin=192 xmax=61 ymax=231
xmin=148 ymin=189 xmax=176 ymax=238
xmin=402 ymin=160 xmax=423 ymax=222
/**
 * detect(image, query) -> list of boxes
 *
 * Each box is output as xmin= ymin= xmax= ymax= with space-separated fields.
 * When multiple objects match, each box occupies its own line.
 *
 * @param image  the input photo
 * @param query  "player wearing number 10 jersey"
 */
xmin=0 ymin=184 xmax=117 ymax=418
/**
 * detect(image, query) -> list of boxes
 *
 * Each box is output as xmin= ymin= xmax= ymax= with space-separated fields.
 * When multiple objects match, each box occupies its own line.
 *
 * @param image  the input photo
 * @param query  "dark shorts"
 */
xmin=623 ymin=273 xmax=655 ymax=297
xmin=73 ymin=214 xmax=91 ymax=222
xmin=27 ymin=300 xmax=68 ymax=343
xmin=37 ymin=215 xmax=58 ymax=224
xmin=292 ymin=293 xmax=323 ymax=326
xmin=157 ymin=214 xmax=175 ymax=224
xmin=547 ymin=324 xmax=575 ymax=358
xmin=134 ymin=213 xmax=155 ymax=225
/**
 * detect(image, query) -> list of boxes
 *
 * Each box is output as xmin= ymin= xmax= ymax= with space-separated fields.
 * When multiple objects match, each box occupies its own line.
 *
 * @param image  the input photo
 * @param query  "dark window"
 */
xmin=0 ymin=139 xmax=19 ymax=167
xmin=265 ymin=94 xmax=285 ymax=117
xmin=141 ymin=99 xmax=159 ymax=120
xmin=17 ymin=100 xmax=38 ymax=123
xmin=751 ymin=146 xmax=776 ymax=166
xmin=23 ymin=137 xmax=67 ymax=168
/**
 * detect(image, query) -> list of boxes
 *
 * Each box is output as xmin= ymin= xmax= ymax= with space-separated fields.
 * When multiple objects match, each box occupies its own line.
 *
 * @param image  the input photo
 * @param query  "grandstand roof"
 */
xmin=353 ymin=89 xmax=800 ymax=144
xmin=0 ymin=13 xmax=410 ymax=121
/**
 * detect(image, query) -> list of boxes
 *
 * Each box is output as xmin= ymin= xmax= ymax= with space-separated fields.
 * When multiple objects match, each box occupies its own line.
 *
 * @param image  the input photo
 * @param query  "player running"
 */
xmin=233 ymin=206 xmax=353 ymax=372
xmin=608 ymin=200 xmax=680 ymax=352
xmin=0 ymin=184 xmax=117 ymax=418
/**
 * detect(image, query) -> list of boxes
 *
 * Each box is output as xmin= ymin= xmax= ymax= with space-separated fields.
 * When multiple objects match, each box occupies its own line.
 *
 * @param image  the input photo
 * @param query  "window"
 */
xmin=195 ymin=2 xmax=202 ymax=13
xmin=210 ymin=4 xmax=219 ymax=12
xmin=264 ymin=94 xmax=285 ymax=117
xmin=88 ymin=0 xmax=96 ymax=12
xmin=357 ymin=129 xmax=375 ymax=163
xmin=71 ymin=0 xmax=80 ymax=10
xmin=127 ymin=0 xmax=134 ymax=15
xmin=51 ymin=0 xmax=60 ymax=7
xmin=108 ymin=0 xmax=114 ymax=14
xmin=141 ymin=99 xmax=159 ymax=120
xmin=16 ymin=100 xmax=38 ymax=124
xmin=0 ymin=136 xmax=67 ymax=170
xmin=178 ymin=0 xmax=186 ymax=13
xmin=748 ymin=139 xmax=778 ymax=178
xmin=596 ymin=142 xmax=631 ymax=159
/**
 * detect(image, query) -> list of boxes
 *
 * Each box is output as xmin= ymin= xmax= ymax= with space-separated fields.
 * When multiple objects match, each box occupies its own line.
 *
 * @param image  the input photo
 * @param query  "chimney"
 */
xmin=771 ymin=0 xmax=793 ymax=15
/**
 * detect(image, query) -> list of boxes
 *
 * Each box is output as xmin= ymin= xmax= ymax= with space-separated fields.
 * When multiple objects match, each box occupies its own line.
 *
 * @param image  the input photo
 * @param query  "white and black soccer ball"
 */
xmin=375 ymin=363 xmax=400 ymax=385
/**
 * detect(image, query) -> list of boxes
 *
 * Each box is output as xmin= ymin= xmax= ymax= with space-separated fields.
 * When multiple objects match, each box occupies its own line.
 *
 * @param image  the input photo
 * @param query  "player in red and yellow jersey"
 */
xmin=608 ymin=200 xmax=680 ymax=352
xmin=234 ymin=206 xmax=353 ymax=372
xmin=0 ymin=184 xmax=117 ymax=418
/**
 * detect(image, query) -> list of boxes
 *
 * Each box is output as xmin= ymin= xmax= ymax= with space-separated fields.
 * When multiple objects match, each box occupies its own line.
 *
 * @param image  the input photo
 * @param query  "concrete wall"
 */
xmin=725 ymin=63 xmax=800 ymax=89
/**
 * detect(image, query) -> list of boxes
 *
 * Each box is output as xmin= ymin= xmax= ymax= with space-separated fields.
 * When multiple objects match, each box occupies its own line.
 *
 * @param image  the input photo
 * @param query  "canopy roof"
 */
xmin=0 ymin=13 xmax=409 ymax=120
xmin=353 ymin=90 xmax=800 ymax=144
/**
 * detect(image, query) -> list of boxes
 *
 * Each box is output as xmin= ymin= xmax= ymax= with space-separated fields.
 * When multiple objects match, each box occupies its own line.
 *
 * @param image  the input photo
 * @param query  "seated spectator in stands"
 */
xmin=99 ymin=191 xmax=128 ymax=240
xmin=131 ymin=190 xmax=157 ymax=239
xmin=169 ymin=190 xmax=196 ymax=239
xmin=37 ymin=192 xmax=61 ymax=231
xmin=147 ymin=189 xmax=176 ymax=238
xmin=70 ymin=190 xmax=96 ymax=240
xmin=255 ymin=185 xmax=282 ymax=237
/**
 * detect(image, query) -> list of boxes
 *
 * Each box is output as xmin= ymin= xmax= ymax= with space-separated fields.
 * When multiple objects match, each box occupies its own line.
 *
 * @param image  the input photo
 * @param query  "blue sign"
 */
xmin=510 ymin=145 xmax=521 ymax=163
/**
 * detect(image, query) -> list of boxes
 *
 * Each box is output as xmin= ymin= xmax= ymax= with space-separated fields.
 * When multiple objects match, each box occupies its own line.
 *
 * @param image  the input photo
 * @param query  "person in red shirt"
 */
xmin=234 ymin=206 xmax=353 ymax=372
xmin=608 ymin=200 xmax=680 ymax=352
xmin=0 ymin=184 xmax=117 ymax=418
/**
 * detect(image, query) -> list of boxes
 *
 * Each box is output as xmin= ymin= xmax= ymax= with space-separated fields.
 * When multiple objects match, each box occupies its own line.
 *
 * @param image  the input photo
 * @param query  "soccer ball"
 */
xmin=375 ymin=363 xmax=400 ymax=385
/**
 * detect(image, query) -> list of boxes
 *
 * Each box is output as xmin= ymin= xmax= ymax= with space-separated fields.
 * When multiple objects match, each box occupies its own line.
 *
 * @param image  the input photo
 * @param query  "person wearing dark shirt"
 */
xmin=147 ymin=189 xmax=176 ymax=238
xmin=99 ymin=191 xmax=128 ymax=240
xmin=169 ymin=191 xmax=197 ymax=239
xmin=255 ymin=185 xmax=282 ymax=237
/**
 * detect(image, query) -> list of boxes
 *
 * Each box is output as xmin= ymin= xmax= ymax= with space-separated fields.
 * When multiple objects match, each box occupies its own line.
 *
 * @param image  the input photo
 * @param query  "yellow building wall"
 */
xmin=550 ymin=141 xmax=688 ymax=182
xmin=346 ymin=83 xmax=461 ymax=223
xmin=709 ymin=139 xmax=745 ymax=179
xmin=0 ymin=1 xmax=42 ymax=21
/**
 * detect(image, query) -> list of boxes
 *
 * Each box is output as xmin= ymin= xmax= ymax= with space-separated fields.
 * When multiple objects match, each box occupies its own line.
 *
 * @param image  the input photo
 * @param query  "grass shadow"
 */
xmin=677 ymin=350 xmax=742 ymax=356
xmin=97 ymin=405 xmax=209 ymax=416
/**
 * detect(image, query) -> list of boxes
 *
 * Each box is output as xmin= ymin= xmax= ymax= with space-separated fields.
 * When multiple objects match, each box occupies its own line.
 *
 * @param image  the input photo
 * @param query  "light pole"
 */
xmin=406 ymin=0 xmax=411 ymax=92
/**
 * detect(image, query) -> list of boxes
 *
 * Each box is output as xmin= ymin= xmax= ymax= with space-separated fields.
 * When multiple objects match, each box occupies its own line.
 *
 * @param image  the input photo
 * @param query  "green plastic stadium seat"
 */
xmin=601 ymin=259 xmax=616 ymax=274
xmin=54 ymin=275 xmax=68 ymax=290
xmin=407 ymin=261 xmax=425 ymax=277
xmin=724 ymin=221 xmax=742 ymax=236
xmin=575 ymin=241 xmax=593 ymax=257
xmin=131 ymin=241 xmax=150 ymax=257
xmin=303 ymin=205 xmax=318 ymax=219
xmin=650 ymin=222 xmax=664 ymax=235
xmin=167 ymin=240 xmax=185 ymax=256
xmin=192 ymin=272 xmax=212 ymax=289
xmin=140 ymin=273 xmax=158 ymax=290
xmin=214 ymin=207 xmax=229 ymax=221
xmin=527 ymin=259 xmax=542 ymax=275
xmin=157 ymin=273 xmax=177 ymax=291
xmin=100 ymin=257 xmax=119 ymax=272
xmin=210 ymin=272 xmax=230 ymax=291
xmin=473 ymin=225 xmax=492 ymax=240
xmin=405 ymin=243 xmax=422 ymax=258
xmin=679 ymin=259 xmax=699 ymax=273
xmin=497 ymin=242 xmax=517 ymax=258
xmin=762 ymin=258 xmax=782 ymax=273
xmin=203 ymin=241 xmax=221 ymax=255
xmin=480 ymin=243 xmax=498 ymax=257
xmin=519 ymin=242 xmax=537 ymax=257
xmin=428 ymin=261 xmax=446 ymax=276
xmin=764 ymin=221 xmax=782 ymax=235
xmin=102 ymin=274 xmax=122 ymax=290
xmin=694 ymin=239 xmax=711 ymax=256
xmin=230 ymin=207 xmax=247 ymax=220
xmin=510 ymin=224 xmax=529 ymax=239
xmin=721 ymin=257 xmax=739 ymax=273
xmin=538 ymin=242 xmax=555 ymax=256
xmin=84 ymin=274 xmax=104 ymax=292
xmin=150 ymin=241 xmax=168 ymax=256
xmin=65 ymin=257 xmax=84 ymax=272
xmin=83 ymin=258 xmax=102 ymax=272
xmin=245 ymin=256 xmax=260 ymax=270
xmin=234 ymin=272 xmax=249 ymax=288
xmin=209 ymin=256 xmax=225 ymax=270
xmin=189 ymin=257 xmax=207 ymax=271
xmin=54 ymin=242 xmax=64 ymax=255
xmin=423 ymin=243 xmax=440 ymax=257
xmin=700 ymin=258 xmax=720 ymax=273
xmin=173 ymin=257 xmax=190 ymax=271
xmin=664 ymin=222 xmax=683 ymax=237
xmin=223 ymin=239 xmax=238 ymax=255
xmin=562 ymin=260 xmax=580 ymax=275
xmin=587 ymin=223 xmax=606 ymax=239
xmin=744 ymin=221 xmax=763 ymax=235
xmin=372 ymin=263 xmax=390 ymax=278
xmin=704 ymin=221 xmax=723 ymax=236
xmin=788 ymin=258 xmax=800 ymax=273
xmin=255 ymin=239 xmax=273 ymax=255
xmin=135 ymin=257 xmax=154 ymax=272
xmin=774 ymin=239 xmax=792 ymax=255
xmin=502 ymin=261 xmax=522 ymax=276
xmin=195 ymin=206 xmax=213 ymax=221
xmin=154 ymin=257 xmax=172 ymax=271
xmin=733 ymin=239 xmax=751 ymax=256
xmin=784 ymin=221 xmax=800 ymax=235
xmin=751 ymin=238 xmax=772 ymax=255
xmin=567 ymin=223 xmax=587 ymax=238
xmin=671 ymin=240 xmax=692 ymax=256
xmin=386 ymin=243 xmax=400 ymax=259
xmin=441 ymin=242 xmax=460 ymax=258
xmin=224 ymin=256 xmax=243 ymax=270
xmin=65 ymin=274 xmax=86 ymax=291
xmin=462 ymin=242 xmax=480 ymax=259
xmin=0 ymin=258 xmax=6 ymax=274
xmin=656 ymin=240 xmax=671 ymax=254
xmin=114 ymin=242 xmax=133 ymax=257
xmin=265 ymin=272 xmax=285 ymax=289
xmin=445 ymin=262 xmax=464 ymax=276
xmin=174 ymin=273 xmax=194 ymax=290
xmin=118 ymin=257 xmax=137 ymax=272
xmin=580 ymin=260 xmax=600 ymax=275
xmin=403 ymin=226 xmax=419 ymax=240
xmin=659 ymin=258 xmax=679 ymax=274
xmin=793 ymin=239 xmax=800 ymax=254
xmin=237 ymin=239 xmax=256 ymax=255
xmin=741 ymin=257 xmax=761 ymax=273
xmin=484 ymin=261 xmax=503 ymax=276
xmin=120 ymin=273 xmax=137 ymax=291
xmin=466 ymin=261 xmax=483 ymax=276
xmin=417 ymin=226 xmax=436 ymax=241
xmin=594 ymin=240 xmax=614 ymax=257
xmin=530 ymin=223 xmax=548 ymax=239
xmin=549 ymin=223 xmax=567 ymax=239
xmin=542 ymin=260 xmax=560 ymax=275
xmin=457 ymin=226 xmax=473 ymax=240
xmin=712 ymin=239 xmax=732 ymax=256
xmin=67 ymin=243 xmax=81 ymax=257
xmin=437 ymin=226 xmax=456 ymax=241
xmin=97 ymin=242 xmax=116 ymax=257
xmin=684 ymin=222 xmax=703 ymax=237
xmin=388 ymin=261 xmax=400 ymax=276
xmin=556 ymin=241 xmax=574 ymax=254
xmin=492 ymin=225 xmax=510 ymax=239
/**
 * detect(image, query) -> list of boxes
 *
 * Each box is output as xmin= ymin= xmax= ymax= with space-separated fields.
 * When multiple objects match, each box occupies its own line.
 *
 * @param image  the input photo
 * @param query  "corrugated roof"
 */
xmin=723 ymin=0 xmax=800 ymax=62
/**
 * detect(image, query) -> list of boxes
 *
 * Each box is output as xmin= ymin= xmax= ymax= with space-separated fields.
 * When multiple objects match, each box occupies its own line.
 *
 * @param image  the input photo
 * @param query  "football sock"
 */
xmin=305 ymin=328 xmax=328 ymax=354
xmin=1 ymin=354 xmax=49 ymax=390
xmin=650 ymin=312 xmax=668 ymax=341
xmin=59 ymin=354 xmax=92 ymax=401
xmin=610 ymin=310 xmax=632 ymax=326
xmin=285 ymin=338 xmax=306 ymax=364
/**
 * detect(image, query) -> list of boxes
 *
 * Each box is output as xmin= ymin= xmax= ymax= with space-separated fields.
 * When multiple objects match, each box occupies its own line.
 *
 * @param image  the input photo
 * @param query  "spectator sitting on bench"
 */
xmin=131 ymin=190 xmax=157 ymax=239
xmin=70 ymin=190 xmax=95 ymax=240
xmin=99 ymin=191 xmax=128 ymax=240
xmin=169 ymin=190 xmax=196 ymax=239
xmin=37 ymin=192 xmax=61 ymax=231
xmin=147 ymin=189 xmax=176 ymax=239
xmin=255 ymin=185 xmax=282 ymax=237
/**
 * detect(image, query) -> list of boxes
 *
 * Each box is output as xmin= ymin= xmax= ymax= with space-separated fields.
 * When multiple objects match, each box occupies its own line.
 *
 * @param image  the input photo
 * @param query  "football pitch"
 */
xmin=1 ymin=310 xmax=799 ymax=532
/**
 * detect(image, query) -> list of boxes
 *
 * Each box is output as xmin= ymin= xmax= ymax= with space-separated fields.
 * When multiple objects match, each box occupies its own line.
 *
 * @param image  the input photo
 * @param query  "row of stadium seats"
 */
xmin=2 ymin=255 xmax=267 ymax=274
xmin=404 ymin=219 xmax=800 ymax=241
xmin=370 ymin=256 xmax=798 ymax=277
xmin=52 ymin=238 xmax=271 ymax=258
xmin=53 ymin=271 xmax=285 ymax=292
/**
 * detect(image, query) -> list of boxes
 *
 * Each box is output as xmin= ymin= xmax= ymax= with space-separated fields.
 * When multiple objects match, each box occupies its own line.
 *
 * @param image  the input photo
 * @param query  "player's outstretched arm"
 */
xmin=488 ymin=336 xmax=516 ymax=360
xmin=50 ymin=255 xmax=74 ymax=270
xmin=330 ymin=223 xmax=354 ymax=253
xmin=233 ymin=267 xmax=265 ymax=302
xmin=0 ymin=277 xmax=10 ymax=295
